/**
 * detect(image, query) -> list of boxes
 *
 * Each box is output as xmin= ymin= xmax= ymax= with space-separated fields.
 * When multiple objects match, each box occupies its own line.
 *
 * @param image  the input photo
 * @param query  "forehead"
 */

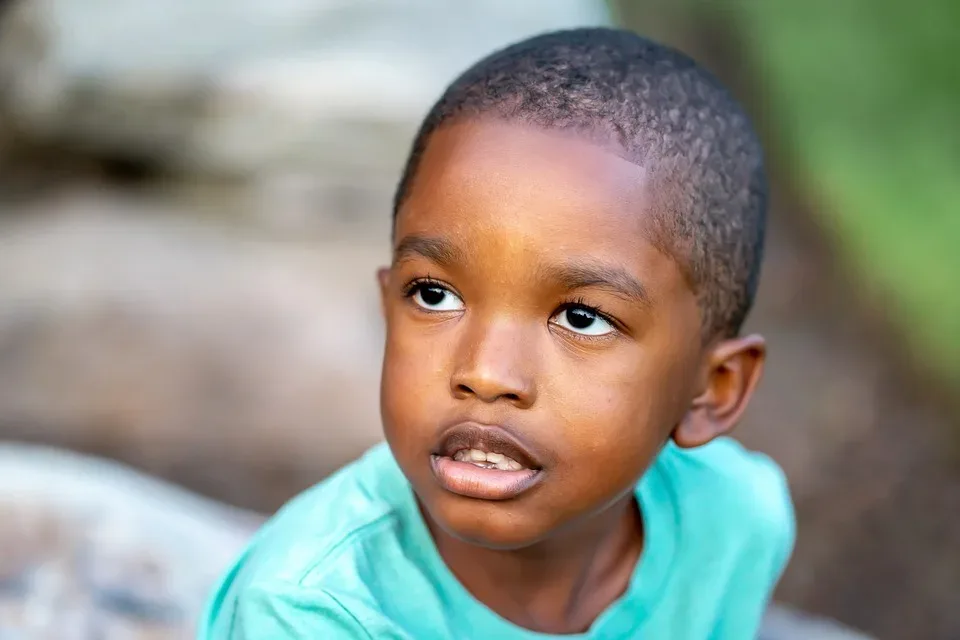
xmin=397 ymin=120 xmax=685 ymax=289
xmin=403 ymin=120 xmax=647 ymax=233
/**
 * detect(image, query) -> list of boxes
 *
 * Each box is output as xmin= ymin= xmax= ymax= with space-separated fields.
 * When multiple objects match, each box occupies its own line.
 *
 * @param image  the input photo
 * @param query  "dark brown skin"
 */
xmin=378 ymin=120 xmax=766 ymax=634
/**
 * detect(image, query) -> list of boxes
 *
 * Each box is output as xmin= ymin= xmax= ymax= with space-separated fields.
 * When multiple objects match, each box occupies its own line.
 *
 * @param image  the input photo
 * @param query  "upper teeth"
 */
xmin=453 ymin=448 xmax=525 ymax=471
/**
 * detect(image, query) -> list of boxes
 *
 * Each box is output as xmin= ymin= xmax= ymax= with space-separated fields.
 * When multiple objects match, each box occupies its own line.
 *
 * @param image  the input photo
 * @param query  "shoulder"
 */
xmin=656 ymin=437 xmax=795 ymax=562
xmin=201 ymin=443 xmax=409 ymax=637
xmin=647 ymin=438 xmax=796 ymax=636
xmin=247 ymin=443 xmax=405 ymax=582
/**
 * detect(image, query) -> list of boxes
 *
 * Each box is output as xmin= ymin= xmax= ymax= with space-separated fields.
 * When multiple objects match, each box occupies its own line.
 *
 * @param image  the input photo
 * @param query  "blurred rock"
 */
xmin=0 ymin=0 xmax=608 ymax=182
xmin=0 ymin=442 xmax=261 ymax=639
xmin=0 ymin=190 xmax=389 ymax=511
xmin=760 ymin=606 xmax=875 ymax=640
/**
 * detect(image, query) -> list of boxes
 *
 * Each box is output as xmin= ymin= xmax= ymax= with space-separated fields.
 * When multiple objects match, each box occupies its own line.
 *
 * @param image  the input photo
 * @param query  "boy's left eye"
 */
xmin=551 ymin=306 xmax=614 ymax=336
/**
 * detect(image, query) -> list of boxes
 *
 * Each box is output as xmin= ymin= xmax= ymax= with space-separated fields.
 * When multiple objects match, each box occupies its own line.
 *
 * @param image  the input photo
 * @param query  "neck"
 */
xmin=424 ymin=494 xmax=643 ymax=634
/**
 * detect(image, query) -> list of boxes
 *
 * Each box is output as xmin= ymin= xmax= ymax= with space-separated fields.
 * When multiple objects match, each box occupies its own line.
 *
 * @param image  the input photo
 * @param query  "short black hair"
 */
xmin=393 ymin=27 xmax=767 ymax=340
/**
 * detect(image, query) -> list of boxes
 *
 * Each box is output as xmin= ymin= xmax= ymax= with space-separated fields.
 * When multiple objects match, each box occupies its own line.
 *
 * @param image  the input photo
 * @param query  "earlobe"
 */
xmin=672 ymin=404 xmax=715 ymax=449
xmin=672 ymin=334 xmax=766 ymax=449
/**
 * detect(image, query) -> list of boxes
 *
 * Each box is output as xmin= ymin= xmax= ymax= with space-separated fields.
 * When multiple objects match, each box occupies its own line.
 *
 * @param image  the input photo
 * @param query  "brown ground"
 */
xmin=674 ymin=11 xmax=960 ymax=639
xmin=742 ymin=179 xmax=960 ymax=640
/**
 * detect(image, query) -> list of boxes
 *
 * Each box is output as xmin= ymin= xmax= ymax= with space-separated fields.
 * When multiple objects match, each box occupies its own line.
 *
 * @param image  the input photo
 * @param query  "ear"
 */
xmin=672 ymin=334 xmax=766 ymax=449
xmin=377 ymin=267 xmax=391 ymax=320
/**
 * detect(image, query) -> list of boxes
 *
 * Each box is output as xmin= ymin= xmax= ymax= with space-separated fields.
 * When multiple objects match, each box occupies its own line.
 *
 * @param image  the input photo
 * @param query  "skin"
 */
xmin=378 ymin=120 xmax=766 ymax=634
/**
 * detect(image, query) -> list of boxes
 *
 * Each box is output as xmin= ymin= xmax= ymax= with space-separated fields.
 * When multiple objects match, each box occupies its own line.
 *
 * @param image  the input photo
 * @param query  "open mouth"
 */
xmin=430 ymin=422 xmax=544 ymax=501
xmin=450 ymin=448 xmax=527 ymax=471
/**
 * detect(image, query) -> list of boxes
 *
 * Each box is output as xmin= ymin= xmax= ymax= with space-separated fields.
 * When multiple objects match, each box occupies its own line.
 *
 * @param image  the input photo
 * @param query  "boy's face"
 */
xmin=380 ymin=120 xmax=759 ymax=549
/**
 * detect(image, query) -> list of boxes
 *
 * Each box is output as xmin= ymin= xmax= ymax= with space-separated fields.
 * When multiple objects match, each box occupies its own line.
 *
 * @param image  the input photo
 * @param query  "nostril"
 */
xmin=455 ymin=384 xmax=474 ymax=396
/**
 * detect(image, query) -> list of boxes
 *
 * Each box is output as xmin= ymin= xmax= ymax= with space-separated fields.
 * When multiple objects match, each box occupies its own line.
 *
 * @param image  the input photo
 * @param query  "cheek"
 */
xmin=381 ymin=311 xmax=450 ymax=431
xmin=547 ymin=341 xmax=693 ymax=466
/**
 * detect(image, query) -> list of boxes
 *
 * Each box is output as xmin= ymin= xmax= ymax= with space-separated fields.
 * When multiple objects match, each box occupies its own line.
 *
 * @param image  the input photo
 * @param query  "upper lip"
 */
xmin=434 ymin=421 xmax=543 ymax=470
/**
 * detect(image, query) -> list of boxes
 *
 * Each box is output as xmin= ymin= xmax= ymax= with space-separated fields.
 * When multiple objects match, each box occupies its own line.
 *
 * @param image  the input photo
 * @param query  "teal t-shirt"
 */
xmin=199 ymin=438 xmax=794 ymax=639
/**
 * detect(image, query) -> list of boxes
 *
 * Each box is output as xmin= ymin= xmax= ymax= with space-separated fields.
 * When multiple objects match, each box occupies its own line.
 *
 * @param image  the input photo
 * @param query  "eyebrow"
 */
xmin=544 ymin=261 xmax=652 ymax=307
xmin=393 ymin=235 xmax=465 ymax=267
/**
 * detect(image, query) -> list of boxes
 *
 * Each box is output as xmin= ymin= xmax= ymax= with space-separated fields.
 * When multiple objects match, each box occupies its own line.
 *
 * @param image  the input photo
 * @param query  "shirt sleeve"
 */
xmin=228 ymin=582 xmax=375 ymax=640
xmin=711 ymin=456 xmax=797 ymax=639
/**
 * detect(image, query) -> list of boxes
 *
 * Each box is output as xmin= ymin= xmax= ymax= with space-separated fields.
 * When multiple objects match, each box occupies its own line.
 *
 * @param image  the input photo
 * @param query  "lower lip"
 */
xmin=430 ymin=455 xmax=542 ymax=501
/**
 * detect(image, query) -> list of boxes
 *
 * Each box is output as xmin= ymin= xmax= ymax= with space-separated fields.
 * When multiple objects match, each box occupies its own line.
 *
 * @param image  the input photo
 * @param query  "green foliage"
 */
xmin=738 ymin=0 xmax=960 ymax=383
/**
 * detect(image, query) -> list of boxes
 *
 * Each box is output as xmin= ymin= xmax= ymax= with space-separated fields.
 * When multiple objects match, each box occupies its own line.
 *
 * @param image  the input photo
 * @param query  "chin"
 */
xmin=425 ymin=493 xmax=552 ymax=551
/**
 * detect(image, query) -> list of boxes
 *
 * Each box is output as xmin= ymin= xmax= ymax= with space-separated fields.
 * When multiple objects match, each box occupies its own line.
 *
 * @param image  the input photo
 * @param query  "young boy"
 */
xmin=200 ymin=27 xmax=794 ymax=639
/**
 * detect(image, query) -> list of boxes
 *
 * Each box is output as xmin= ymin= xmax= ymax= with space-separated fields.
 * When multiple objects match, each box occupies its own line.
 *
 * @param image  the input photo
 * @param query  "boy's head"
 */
xmin=379 ymin=28 xmax=768 ymax=548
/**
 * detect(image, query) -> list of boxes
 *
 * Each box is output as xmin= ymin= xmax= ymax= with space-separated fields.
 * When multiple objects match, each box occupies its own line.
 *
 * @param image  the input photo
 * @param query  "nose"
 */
xmin=450 ymin=318 xmax=537 ymax=409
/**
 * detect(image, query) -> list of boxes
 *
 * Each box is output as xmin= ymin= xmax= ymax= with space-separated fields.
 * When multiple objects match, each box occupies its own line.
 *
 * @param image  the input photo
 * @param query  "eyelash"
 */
xmin=556 ymin=297 xmax=621 ymax=332
xmin=402 ymin=279 xmax=621 ymax=333
xmin=402 ymin=276 xmax=450 ymax=299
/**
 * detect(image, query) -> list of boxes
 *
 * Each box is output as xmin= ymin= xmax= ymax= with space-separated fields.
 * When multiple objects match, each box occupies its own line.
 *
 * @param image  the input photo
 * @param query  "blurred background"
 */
xmin=0 ymin=0 xmax=956 ymax=638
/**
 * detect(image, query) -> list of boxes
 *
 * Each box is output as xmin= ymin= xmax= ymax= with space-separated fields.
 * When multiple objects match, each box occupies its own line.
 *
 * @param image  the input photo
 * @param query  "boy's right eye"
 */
xmin=408 ymin=282 xmax=465 ymax=312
